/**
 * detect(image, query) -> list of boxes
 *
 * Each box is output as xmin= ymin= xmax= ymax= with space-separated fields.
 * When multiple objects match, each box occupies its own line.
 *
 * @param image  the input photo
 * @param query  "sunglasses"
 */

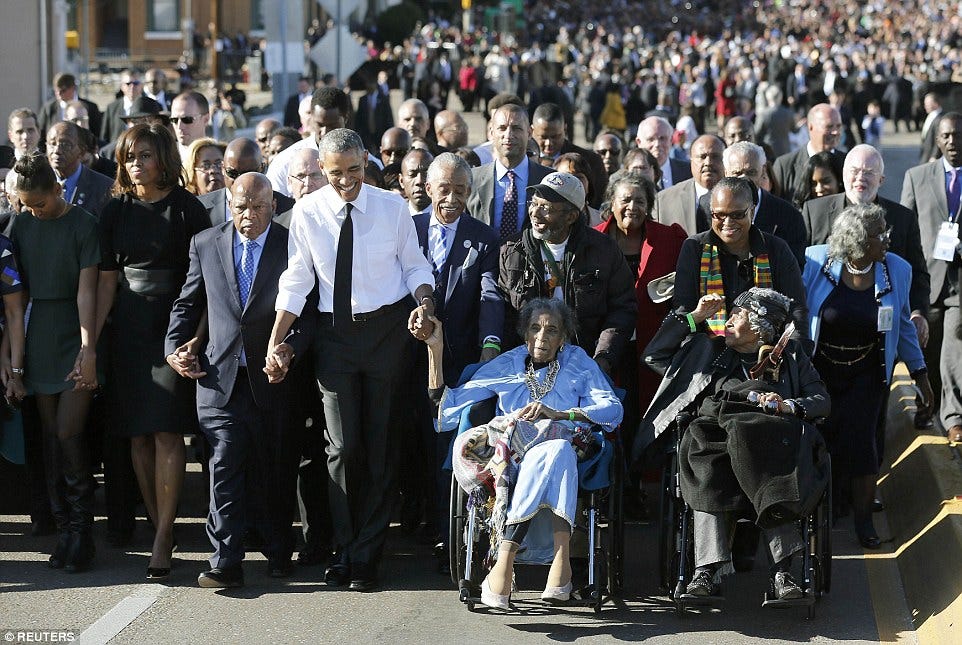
xmin=170 ymin=116 xmax=198 ymax=125
xmin=710 ymin=208 xmax=751 ymax=221
xmin=224 ymin=167 xmax=244 ymax=180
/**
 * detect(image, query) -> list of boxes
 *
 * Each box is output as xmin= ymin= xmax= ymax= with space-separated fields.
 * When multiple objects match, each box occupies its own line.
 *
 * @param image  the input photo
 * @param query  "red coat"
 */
xmin=595 ymin=218 xmax=688 ymax=410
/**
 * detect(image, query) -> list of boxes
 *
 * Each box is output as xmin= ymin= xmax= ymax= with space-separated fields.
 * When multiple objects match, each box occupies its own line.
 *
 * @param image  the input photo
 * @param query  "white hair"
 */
xmin=426 ymin=152 xmax=472 ymax=186
xmin=723 ymin=141 xmax=766 ymax=171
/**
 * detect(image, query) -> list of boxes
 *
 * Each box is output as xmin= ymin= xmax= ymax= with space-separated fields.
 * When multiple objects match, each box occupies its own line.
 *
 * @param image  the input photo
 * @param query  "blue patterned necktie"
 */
xmin=238 ymin=239 xmax=258 ymax=308
xmin=949 ymin=168 xmax=961 ymax=220
xmin=432 ymin=224 xmax=449 ymax=276
xmin=500 ymin=170 xmax=518 ymax=241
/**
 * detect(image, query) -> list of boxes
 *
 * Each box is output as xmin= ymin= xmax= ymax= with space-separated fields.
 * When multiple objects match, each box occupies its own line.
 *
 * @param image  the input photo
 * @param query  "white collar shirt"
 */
xmin=276 ymin=183 xmax=434 ymax=316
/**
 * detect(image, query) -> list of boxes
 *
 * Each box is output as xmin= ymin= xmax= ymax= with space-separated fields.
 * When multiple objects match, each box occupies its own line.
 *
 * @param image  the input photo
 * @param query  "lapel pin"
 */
xmin=463 ymin=240 xmax=471 ymax=248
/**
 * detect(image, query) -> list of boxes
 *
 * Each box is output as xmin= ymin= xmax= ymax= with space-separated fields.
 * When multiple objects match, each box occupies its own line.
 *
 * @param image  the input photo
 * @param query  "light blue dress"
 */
xmin=441 ymin=344 xmax=623 ymax=562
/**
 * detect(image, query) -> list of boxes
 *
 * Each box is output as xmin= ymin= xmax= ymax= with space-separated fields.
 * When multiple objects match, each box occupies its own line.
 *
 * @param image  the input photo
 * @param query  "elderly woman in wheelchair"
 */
xmin=638 ymin=287 xmax=831 ymax=603
xmin=423 ymin=298 xmax=623 ymax=611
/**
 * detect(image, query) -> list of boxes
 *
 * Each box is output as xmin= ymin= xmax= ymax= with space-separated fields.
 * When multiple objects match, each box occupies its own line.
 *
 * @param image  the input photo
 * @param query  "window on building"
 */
xmin=148 ymin=0 xmax=180 ymax=32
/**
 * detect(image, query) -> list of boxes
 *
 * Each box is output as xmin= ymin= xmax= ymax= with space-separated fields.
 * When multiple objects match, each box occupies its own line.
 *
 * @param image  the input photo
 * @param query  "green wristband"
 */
xmin=482 ymin=342 xmax=500 ymax=351
xmin=568 ymin=410 xmax=575 ymax=422
xmin=685 ymin=313 xmax=697 ymax=332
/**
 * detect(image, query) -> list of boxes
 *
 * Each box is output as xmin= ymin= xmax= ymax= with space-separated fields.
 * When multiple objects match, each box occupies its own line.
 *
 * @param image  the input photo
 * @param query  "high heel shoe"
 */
xmin=480 ymin=577 xmax=511 ymax=610
xmin=855 ymin=516 xmax=881 ymax=550
xmin=541 ymin=581 xmax=572 ymax=603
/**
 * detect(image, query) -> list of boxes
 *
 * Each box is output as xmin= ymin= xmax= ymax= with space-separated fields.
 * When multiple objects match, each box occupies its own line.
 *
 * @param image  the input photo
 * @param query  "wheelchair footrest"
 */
xmin=761 ymin=592 xmax=815 ymax=609
xmin=675 ymin=593 xmax=725 ymax=608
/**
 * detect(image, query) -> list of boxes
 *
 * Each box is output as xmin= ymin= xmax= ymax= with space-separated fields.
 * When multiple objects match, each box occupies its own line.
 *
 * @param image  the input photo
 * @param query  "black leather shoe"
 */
xmin=857 ymin=531 xmax=881 ymax=549
xmin=198 ymin=566 xmax=244 ymax=588
xmin=914 ymin=410 xmax=935 ymax=429
xmin=269 ymin=559 xmax=294 ymax=578
xmin=146 ymin=566 xmax=171 ymax=580
xmin=348 ymin=562 xmax=378 ymax=592
xmin=772 ymin=571 xmax=803 ymax=600
xmin=434 ymin=542 xmax=450 ymax=576
xmin=324 ymin=563 xmax=350 ymax=586
xmin=64 ymin=532 xmax=95 ymax=573
xmin=685 ymin=569 xmax=719 ymax=597
xmin=48 ymin=532 xmax=71 ymax=569
xmin=872 ymin=498 xmax=885 ymax=513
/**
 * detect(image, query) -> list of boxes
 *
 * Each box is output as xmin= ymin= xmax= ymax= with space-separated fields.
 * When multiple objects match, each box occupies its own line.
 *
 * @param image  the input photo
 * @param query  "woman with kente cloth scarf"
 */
xmin=638 ymin=287 xmax=830 ymax=600
xmin=671 ymin=177 xmax=809 ymax=343
xmin=433 ymin=298 xmax=623 ymax=611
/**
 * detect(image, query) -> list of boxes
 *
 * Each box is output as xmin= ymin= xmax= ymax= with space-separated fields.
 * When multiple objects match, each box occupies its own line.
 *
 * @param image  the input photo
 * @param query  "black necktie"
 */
xmin=333 ymin=203 xmax=354 ymax=327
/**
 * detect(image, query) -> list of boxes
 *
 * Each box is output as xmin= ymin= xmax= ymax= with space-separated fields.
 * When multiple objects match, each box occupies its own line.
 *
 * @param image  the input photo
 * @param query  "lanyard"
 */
xmin=540 ymin=240 xmax=565 ymax=292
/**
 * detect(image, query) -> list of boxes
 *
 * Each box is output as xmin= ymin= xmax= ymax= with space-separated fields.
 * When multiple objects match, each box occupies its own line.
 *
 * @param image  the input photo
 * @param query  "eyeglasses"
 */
xmin=224 ymin=167 xmax=244 ymax=180
xmin=871 ymin=227 xmax=892 ymax=243
xmin=530 ymin=202 xmax=574 ymax=217
xmin=170 ymin=116 xmax=198 ymax=125
xmin=196 ymin=160 xmax=224 ymax=172
xmin=291 ymin=172 xmax=324 ymax=184
xmin=710 ymin=208 xmax=752 ymax=221
xmin=846 ymin=166 xmax=880 ymax=179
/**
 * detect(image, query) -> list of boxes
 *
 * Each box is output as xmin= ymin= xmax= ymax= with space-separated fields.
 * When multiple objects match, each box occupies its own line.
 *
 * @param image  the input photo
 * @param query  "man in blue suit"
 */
xmin=166 ymin=172 xmax=315 ymax=588
xmin=412 ymin=152 xmax=504 ymax=572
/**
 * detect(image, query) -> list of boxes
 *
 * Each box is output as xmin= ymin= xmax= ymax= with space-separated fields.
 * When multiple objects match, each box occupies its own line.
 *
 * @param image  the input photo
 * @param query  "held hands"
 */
xmin=66 ymin=347 xmax=98 ymax=391
xmin=752 ymin=392 xmax=792 ymax=415
xmin=166 ymin=339 xmax=207 ymax=380
xmin=691 ymin=294 xmax=725 ymax=324
xmin=264 ymin=343 xmax=294 ymax=384
xmin=407 ymin=304 xmax=436 ymax=342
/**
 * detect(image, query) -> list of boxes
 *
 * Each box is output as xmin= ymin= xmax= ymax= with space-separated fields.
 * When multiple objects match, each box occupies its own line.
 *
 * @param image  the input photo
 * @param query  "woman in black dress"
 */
xmin=97 ymin=123 xmax=210 ymax=578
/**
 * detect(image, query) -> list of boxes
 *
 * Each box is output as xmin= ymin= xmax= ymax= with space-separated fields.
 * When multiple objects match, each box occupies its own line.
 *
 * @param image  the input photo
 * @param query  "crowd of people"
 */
xmin=0 ymin=0 xmax=960 ymax=611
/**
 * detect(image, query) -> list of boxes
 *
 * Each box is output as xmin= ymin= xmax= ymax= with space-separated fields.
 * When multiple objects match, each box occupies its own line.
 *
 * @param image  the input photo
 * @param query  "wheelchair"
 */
xmin=658 ymin=411 xmax=832 ymax=619
xmin=447 ymin=388 xmax=625 ymax=614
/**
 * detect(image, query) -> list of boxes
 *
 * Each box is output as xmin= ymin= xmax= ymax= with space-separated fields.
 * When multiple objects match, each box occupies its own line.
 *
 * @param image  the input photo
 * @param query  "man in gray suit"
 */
xmin=653 ymin=134 xmax=724 ymax=235
xmin=45 ymin=122 xmax=113 ymax=217
xmin=466 ymin=103 xmax=551 ymax=241
xmin=771 ymin=103 xmax=845 ymax=200
xmin=902 ymin=113 xmax=962 ymax=442
xmin=754 ymin=86 xmax=795 ymax=158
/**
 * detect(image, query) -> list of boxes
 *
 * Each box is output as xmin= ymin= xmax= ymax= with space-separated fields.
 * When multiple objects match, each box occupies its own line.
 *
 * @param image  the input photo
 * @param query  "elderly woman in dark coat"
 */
xmin=637 ymin=287 xmax=830 ymax=601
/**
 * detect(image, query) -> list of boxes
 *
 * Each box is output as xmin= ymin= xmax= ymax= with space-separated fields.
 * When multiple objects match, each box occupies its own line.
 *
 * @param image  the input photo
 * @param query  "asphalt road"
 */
xmin=0 ymin=95 xmax=928 ymax=644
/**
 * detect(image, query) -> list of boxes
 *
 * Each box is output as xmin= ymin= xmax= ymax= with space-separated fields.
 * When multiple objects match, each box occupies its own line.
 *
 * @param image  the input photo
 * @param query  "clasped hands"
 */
xmin=166 ymin=338 xmax=294 ymax=384
xmin=66 ymin=347 xmax=97 ymax=392
xmin=514 ymin=402 xmax=567 ymax=422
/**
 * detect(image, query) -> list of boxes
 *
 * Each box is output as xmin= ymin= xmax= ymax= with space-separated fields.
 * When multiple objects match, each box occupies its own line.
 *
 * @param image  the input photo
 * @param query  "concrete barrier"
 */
xmin=878 ymin=366 xmax=962 ymax=642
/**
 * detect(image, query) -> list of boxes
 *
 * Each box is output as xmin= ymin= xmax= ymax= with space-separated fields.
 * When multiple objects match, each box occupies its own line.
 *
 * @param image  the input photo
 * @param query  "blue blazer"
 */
xmin=413 ymin=212 xmax=504 ymax=386
xmin=802 ymin=244 xmax=925 ymax=384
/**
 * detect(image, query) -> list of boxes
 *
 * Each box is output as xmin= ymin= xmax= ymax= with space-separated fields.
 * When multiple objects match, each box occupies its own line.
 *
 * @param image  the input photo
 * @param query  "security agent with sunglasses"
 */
xmin=198 ymin=138 xmax=294 ymax=228
xmin=672 ymin=177 xmax=810 ymax=343
xmin=498 ymin=171 xmax=637 ymax=373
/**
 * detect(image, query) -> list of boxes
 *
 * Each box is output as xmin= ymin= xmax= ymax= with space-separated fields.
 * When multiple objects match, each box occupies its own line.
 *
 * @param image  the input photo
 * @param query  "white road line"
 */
xmin=78 ymin=584 xmax=166 ymax=645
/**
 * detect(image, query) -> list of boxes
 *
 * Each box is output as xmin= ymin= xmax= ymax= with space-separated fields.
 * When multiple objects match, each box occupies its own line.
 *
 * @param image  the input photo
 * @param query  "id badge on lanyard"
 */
xmin=933 ymin=220 xmax=959 ymax=261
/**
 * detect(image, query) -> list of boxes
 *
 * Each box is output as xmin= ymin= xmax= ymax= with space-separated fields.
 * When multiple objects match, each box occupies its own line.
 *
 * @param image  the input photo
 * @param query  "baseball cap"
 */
xmin=525 ymin=171 xmax=586 ymax=211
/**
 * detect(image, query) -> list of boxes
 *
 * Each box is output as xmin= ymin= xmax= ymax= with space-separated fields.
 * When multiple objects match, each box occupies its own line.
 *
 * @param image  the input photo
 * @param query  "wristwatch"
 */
xmin=11 ymin=367 xmax=24 ymax=375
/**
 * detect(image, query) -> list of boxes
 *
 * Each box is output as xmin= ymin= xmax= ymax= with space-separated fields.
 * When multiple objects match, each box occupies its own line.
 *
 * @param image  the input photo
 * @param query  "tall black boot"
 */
xmin=60 ymin=434 xmax=95 ymax=572
xmin=42 ymin=429 xmax=70 ymax=568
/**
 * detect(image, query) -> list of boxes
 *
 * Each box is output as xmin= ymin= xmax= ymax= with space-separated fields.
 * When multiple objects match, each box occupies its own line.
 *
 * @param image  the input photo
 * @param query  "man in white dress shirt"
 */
xmin=268 ymin=128 xmax=435 ymax=591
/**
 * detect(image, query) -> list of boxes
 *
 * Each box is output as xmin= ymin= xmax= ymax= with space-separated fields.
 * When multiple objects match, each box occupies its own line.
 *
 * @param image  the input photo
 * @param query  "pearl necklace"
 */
xmin=845 ymin=260 xmax=874 ymax=275
xmin=524 ymin=359 xmax=561 ymax=402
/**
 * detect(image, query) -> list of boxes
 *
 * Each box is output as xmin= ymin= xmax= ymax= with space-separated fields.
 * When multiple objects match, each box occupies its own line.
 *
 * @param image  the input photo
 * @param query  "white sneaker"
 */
xmin=541 ymin=581 xmax=572 ymax=603
xmin=481 ymin=577 xmax=511 ymax=610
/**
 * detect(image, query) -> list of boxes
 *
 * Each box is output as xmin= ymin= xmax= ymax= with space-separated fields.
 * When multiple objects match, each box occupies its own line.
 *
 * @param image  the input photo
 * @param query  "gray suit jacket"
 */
xmin=771 ymin=147 xmax=846 ymax=201
xmin=804 ymin=191 xmax=931 ymax=312
xmin=466 ymin=159 xmax=552 ymax=231
xmin=653 ymin=178 xmax=699 ymax=235
xmin=901 ymin=160 xmax=957 ymax=306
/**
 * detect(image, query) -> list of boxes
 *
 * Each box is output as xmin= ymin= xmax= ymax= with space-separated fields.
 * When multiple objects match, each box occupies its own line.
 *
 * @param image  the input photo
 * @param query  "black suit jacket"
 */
xmin=754 ymin=189 xmax=807 ymax=268
xmin=199 ymin=188 xmax=295 ymax=228
xmin=802 ymin=192 xmax=930 ymax=313
xmin=283 ymin=94 xmax=303 ymax=128
xmin=772 ymin=147 xmax=846 ymax=200
xmin=68 ymin=166 xmax=114 ymax=218
xmin=666 ymin=157 xmax=692 ymax=188
xmin=100 ymin=99 xmax=128 ymax=144
xmin=38 ymin=97 xmax=102 ymax=138
xmin=354 ymin=90 xmax=394 ymax=152
xmin=413 ymin=213 xmax=504 ymax=385
xmin=920 ymin=111 xmax=943 ymax=163
xmin=165 ymin=222 xmax=315 ymax=409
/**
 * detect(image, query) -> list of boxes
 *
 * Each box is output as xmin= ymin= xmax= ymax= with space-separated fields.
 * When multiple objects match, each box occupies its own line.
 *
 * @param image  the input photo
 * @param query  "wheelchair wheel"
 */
xmin=814 ymin=473 xmax=832 ymax=596
xmin=658 ymin=452 xmax=683 ymax=593
xmin=606 ymin=438 xmax=625 ymax=595
xmin=449 ymin=476 xmax=467 ymax=587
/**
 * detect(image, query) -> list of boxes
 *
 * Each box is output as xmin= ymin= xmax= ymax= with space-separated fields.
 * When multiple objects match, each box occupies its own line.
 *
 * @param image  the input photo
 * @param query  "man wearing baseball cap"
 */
xmin=497 ymin=171 xmax=637 ymax=374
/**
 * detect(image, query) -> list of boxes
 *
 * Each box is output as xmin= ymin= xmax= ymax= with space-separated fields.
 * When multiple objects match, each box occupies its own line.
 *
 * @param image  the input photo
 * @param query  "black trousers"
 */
xmin=315 ymin=301 xmax=409 ymax=567
xmin=197 ymin=369 xmax=300 ymax=569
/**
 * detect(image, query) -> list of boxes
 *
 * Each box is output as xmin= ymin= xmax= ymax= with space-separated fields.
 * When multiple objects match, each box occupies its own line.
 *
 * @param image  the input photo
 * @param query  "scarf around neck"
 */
xmin=699 ymin=244 xmax=773 ymax=336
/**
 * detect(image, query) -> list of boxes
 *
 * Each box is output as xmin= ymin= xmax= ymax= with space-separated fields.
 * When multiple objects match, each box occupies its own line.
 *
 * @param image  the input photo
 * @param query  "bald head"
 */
xmin=434 ymin=110 xmax=468 ymax=150
xmin=843 ymin=144 xmax=885 ymax=204
xmin=636 ymin=117 xmax=673 ymax=166
xmin=723 ymin=117 xmax=754 ymax=147
xmin=223 ymin=138 xmax=262 ymax=190
xmin=287 ymin=147 xmax=325 ymax=200
xmin=807 ymin=103 xmax=843 ymax=152
xmin=398 ymin=99 xmax=430 ymax=139
xmin=254 ymin=118 xmax=281 ymax=156
xmin=230 ymin=172 xmax=275 ymax=239
xmin=380 ymin=127 xmax=412 ymax=167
